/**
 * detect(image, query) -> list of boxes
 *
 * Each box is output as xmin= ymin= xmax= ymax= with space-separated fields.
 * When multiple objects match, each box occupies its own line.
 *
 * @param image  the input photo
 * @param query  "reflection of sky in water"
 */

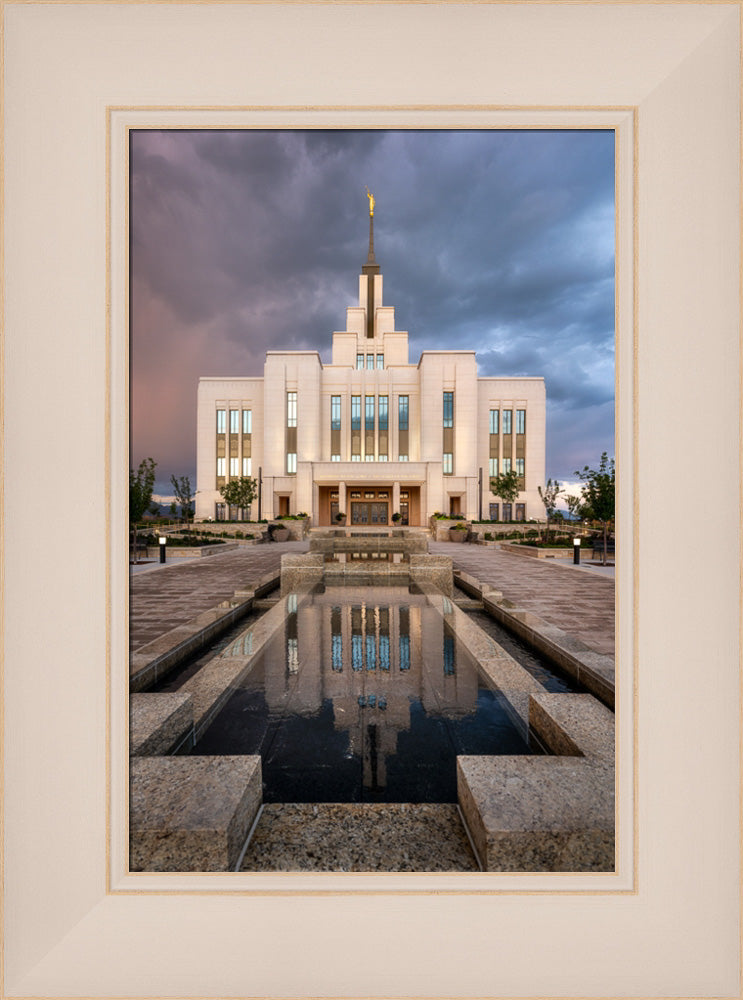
xmin=193 ymin=587 xmax=536 ymax=803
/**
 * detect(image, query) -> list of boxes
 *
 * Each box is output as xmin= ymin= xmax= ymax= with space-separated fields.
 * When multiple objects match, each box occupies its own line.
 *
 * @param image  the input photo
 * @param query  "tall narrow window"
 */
xmin=330 ymin=395 xmax=341 ymax=461
xmin=376 ymin=354 xmax=384 ymax=369
xmin=515 ymin=458 xmax=525 ymax=476
xmin=399 ymin=606 xmax=410 ymax=671
xmin=331 ymin=607 xmax=343 ymax=672
xmin=489 ymin=409 xmax=499 ymax=435
xmin=398 ymin=394 xmax=409 ymax=461
xmin=443 ymin=392 xmax=454 ymax=428
xmin=399 ymin=395 xmax=409 ymax=430
xmin=351 ymin=395 xmax=361 ymax=461
xmin=216 ymin=408 xmax=227 ymax=487
xmin=443 ymin=628 xmax=456 ymax=676
xmin=356 ymin=354 xmax=364 ymax=370
xmin=230 ymin=457 xmax=239 ymax=476
xmin=366 ymin=354 xmax=374 ymax=370
xmin=286 ymin=391 xmax=297 ymax=475
xmin=379 ymin=608 xmax=390 ymax=670
xmin=443 ymin=391 xmax=454 ymax=472
xmin=242 ymin=409 xmax=252 ymax=475
xmin=230 ymin=409 xmax=239 ymax=434
xmin=503 ymin=457 xmax=512 ymax=474
xmin=351 ymin=606 xmax=363 ymax=671
xmin=365 ymin=395 xmax=375 ymax=460
xmin=502 ymin=409 xmax=512 ymax=435
xmin=516 ymin=409 xmax=526 ymax=435
xmin=378 ymin=395 xmax=388 ymax=461
xmin=489 ymin=458 xmax=498 ymax=477
xmin=286 ymin=392 xmax=297 ymax=427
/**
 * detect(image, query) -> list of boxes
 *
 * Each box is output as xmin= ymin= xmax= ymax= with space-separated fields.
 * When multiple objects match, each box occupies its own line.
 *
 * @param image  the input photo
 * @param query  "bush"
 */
xmin=484 ymin=532 xmax=494 ymax=541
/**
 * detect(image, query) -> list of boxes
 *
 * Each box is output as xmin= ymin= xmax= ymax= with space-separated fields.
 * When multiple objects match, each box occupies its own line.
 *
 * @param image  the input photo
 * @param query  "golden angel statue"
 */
xmin=366 ymin=186 xmax=375 ymax=216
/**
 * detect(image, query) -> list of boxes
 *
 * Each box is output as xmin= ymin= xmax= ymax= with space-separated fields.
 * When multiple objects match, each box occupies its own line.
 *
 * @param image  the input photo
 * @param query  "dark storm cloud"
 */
xmin=130 ymin=129 xmax=615 ymax=492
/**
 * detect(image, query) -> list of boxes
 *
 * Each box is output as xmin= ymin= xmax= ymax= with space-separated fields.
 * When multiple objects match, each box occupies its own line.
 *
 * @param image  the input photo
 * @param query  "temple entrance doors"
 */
xmin=350 ymin=501 xmax=388 ymax=525
xmin=348 ymin=488 xmax=390 ymax=525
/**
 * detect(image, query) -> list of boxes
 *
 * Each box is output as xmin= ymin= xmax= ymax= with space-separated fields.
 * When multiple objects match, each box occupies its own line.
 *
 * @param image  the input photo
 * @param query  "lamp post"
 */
xmin=159 ymin=536 xmax=167 ymax=564
xmin=573 ymin=537 xmax=581 ymax=565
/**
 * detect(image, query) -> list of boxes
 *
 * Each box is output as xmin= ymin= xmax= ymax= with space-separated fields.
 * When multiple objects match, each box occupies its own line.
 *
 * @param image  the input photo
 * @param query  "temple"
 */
xmin=195 ymin=204 xmax=546 ymax=525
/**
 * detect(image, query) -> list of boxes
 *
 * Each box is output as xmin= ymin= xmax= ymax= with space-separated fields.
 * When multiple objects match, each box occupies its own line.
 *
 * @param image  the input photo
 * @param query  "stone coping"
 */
xmin=177 ymin=586 xmax=316 ymax=742
xmin=150 ymin=542 xmax=240 ymax=558
xmin=457 ymin=692 xmax=614 ymax=872
xmin=309 ymin=535 xmax=428 ymax=554
xmin=130 ymin=692 xmax=194 ymax=756
xmin=130 ymin=755 xmax=262 ymax=872
xmin=454 ymin=570 xmax=615 ymax=710
xmin=280 ymin=551 xmax=453 ymax=597
xmin=418 ymin=585 xmax=546 ymax=740
xmin=129 ymin=571 xmax=279 ymax=692
xmin=499 ymin=542 xmax=574 ymax=559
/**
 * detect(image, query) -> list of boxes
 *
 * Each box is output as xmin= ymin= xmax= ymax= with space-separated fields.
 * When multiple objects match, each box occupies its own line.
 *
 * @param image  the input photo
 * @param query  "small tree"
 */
xmin=566 ymin=494 xmax=585 ymax=523
xmin=537 ymin=478 xmax=563 ymax=542
xmin=219 ymin=476 xmax=258 ymax=522
xmin=130 ymin=457 xmax=157 ymax=561
xmin=575 ymin=452 xmax=615 ymax=565
xmin=490 ymin=470 xmax=520 ymax=521
xmin=170 ymin=475 xmax=194 ymax=533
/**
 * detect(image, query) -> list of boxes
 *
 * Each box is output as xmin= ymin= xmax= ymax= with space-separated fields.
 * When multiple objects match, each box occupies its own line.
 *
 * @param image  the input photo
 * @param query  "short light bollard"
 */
xmin=573 ymin=537 xmax=581 ymax=565
xmin=159 ymin=536 xmax=167 ymax=564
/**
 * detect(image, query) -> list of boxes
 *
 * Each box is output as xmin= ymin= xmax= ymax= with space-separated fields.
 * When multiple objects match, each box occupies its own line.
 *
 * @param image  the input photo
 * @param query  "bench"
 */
xmin=591 ymin=538 xmax=615 ymax=559
xmin=130 ymin=535 xmax=149 ymax=558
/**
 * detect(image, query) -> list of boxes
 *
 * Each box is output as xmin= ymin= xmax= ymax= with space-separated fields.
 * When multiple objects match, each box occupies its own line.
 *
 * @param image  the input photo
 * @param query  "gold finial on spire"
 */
xmin=366 ymin=186 xmax=375 ymax=217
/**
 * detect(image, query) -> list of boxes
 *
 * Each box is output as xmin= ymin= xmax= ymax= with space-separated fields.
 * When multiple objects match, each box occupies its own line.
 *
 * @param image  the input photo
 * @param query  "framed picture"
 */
xmin=3 ymin=2 xmax=740 ymax=997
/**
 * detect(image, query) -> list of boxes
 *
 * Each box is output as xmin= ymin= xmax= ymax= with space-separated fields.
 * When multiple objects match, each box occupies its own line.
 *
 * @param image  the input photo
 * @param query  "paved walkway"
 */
xmin=130 ymin=539 xmax=614 ymax=659
xmin=430 ymin=543 xmax=615 ymax=657
xmin=129 ymin=542 xmax=307 ymax=651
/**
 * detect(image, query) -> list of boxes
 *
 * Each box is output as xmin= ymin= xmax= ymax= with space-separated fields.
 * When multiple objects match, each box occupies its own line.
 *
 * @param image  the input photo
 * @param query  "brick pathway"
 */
xmin=130 ymin=539 xmax=614 ymax=659
xmin=129 ymin=542 xmax=307 ymax=651
xmin=429 ymin=543 xmax=615 ymax=657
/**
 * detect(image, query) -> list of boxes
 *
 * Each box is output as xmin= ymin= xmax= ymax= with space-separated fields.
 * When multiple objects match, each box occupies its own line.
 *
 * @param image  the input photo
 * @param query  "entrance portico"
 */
xmin=314 ymin=462 xmax=425 ymax=526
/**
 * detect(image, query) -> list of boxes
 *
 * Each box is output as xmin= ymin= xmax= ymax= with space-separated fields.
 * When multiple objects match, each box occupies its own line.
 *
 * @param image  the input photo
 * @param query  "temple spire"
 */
xmin=365 ymin=187 xmax=378 ymax=266
xmin=362 ymin=189 xmax=380 ymax=338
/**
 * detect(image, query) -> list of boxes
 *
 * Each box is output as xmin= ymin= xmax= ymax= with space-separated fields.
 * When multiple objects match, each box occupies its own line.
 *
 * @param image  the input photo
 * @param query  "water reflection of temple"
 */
xmin=261 ymin=587 xmax=480 ymax=793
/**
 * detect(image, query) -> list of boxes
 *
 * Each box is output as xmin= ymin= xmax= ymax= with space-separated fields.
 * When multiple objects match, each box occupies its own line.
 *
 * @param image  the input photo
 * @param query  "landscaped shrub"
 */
xmin=484 ymin=532 xmax=494 ymax=541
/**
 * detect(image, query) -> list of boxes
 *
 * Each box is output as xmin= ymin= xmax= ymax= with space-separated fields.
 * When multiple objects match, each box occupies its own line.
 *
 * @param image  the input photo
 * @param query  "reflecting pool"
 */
xmin=192 ymin=585 xmax=537 ymax=802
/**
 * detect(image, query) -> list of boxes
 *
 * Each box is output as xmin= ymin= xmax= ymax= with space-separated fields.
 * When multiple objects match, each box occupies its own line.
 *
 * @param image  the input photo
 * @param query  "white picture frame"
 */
xmin=2 ymin=2 xmax=740 ymax=996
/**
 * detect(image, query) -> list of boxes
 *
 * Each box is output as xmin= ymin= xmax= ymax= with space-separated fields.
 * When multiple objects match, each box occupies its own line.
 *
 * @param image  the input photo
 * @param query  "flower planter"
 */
xmin=271 ymin=527 xmax=290 ymax=542
xmin=449 ymin=529 xmax=468 ymax=543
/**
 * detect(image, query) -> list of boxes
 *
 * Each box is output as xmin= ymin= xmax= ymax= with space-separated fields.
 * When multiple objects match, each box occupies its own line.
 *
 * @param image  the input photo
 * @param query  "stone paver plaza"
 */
xmin=130 ymin=540 xmax=614 ymax=658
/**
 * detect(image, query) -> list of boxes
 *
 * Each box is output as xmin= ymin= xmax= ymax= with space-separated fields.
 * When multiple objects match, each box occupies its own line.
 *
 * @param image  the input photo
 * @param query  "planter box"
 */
xmin=449 ymin=529 xmax=468 ymax=543
xmin=501 ymin=542 xmax=573 ymax=559
xmin=147 ymin=542 xmax=238 ymax=558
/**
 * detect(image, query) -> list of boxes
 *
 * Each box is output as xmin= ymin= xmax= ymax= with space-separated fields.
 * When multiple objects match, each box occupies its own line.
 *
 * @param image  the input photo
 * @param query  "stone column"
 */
xmin=339 ymin=482 xmax=346 ymax=518
xmin=392 ymin=481 xmax=400 ymax=517
xmin=312 ymin=482 xmax=320 ymax=526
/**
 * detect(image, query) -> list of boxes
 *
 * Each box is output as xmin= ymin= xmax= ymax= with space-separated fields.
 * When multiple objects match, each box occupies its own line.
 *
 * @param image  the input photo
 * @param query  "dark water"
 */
xmin=460 ymin=605 xmax=581 ymax=695
xmin=191 ymin=586 xmax=537 ymax=803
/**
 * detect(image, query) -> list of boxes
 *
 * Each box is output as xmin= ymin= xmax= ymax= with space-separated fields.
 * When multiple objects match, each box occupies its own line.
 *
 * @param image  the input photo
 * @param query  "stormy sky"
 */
xmin=130 ymin=129 xmax=615 ymax=499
